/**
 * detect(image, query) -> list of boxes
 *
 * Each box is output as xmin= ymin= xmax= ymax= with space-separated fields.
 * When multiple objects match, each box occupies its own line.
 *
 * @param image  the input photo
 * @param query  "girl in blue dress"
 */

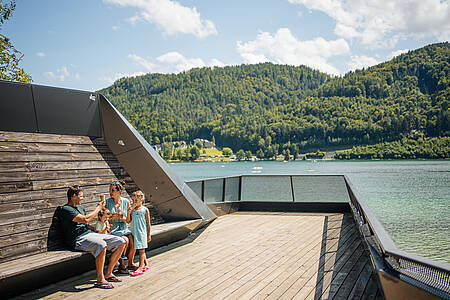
xmin=126 ymin=190 xmax=151 ymax=276
xmin=105 ymin=180 xmax=136 ymax=273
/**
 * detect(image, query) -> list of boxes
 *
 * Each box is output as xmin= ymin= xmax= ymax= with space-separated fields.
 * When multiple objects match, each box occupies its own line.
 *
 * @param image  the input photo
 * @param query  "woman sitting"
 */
xmin=105 ymin=180 xmax=138 ymax=273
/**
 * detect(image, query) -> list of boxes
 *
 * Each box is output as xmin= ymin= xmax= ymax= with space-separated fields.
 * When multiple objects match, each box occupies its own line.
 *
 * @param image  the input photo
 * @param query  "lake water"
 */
xmin=170 ymin=160 xmax=450 ymax=264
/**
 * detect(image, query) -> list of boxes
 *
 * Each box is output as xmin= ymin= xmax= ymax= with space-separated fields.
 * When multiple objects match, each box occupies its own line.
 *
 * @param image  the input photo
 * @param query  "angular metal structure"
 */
xmin=99 ymin=95 xmax=216 ymax=221
xmin=0 ymin=80 xmax=216 ymax=223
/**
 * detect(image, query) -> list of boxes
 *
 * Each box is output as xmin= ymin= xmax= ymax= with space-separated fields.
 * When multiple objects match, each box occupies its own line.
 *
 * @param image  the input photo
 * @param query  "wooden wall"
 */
xmin=0 ymin=131 xmax=164 ymax=263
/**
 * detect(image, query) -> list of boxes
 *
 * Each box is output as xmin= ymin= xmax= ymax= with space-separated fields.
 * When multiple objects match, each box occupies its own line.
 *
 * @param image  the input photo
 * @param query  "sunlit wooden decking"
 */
xmin=18 ymin=213 xmax=384 ymax=300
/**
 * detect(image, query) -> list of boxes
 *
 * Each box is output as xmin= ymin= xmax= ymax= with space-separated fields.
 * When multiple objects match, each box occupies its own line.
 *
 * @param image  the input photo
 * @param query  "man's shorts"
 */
xmin=75 ymin=232 xmax=125 ymax=257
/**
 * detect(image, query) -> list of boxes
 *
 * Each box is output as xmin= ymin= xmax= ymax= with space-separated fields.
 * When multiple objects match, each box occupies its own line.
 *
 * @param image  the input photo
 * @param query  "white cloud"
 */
xmin=44 ymin=66 xmax=70 ymax=81
xmin=100 ymin=71 xmax=146 ymax=85
xmin=157 ymin=52 xmax=206 ymax=72
xmin=236 ymin=28 xmax=349 ymax=75
xmin=103 ymin=0 xmax=217 ymax=38
xmin=127 ymin=15 xmax=141 ymax=25
xmin=288 ymin=0 xmax=450 ymax=48
xmin=44 ymin=71 xmax=55 ymax=79
xmin=128 ymin=54 xmax=156 ymax=71
xmin=129 ymin=52 xmax=225 ymax=73
xmin=209 ymin=58 xmax=226 ymax=68
xmin=348 ymin=55 xmax=379 ymax=71
xmin=387 ymin=49 xmax=409 ymax=60
xmin=112 ymin=25 xmax=120 ymax=31
xmin=36 ymin=52 xmax=46 ymax=57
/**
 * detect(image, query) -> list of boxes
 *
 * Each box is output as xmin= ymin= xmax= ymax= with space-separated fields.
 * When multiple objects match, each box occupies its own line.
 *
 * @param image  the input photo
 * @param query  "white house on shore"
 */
xmin=152 ymin=140 xmax=188 ymax=152
xmin=193 ymin=138 xmax=216 ymax=149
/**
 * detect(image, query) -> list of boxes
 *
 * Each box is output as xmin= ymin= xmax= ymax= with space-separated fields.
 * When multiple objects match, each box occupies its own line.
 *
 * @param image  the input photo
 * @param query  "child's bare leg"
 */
xmin=136 ymin=249 xmax=145 ymax=272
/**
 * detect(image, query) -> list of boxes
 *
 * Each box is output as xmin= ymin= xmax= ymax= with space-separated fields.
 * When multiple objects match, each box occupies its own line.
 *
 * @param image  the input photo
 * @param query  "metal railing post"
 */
xmin=201 ymin=180 xmax=205 ymax=202
xmin=222 ymin=178 xmax=226 ymax=202
xmin=238 ymin=176 xmax=242 ymax=201
xmin=290 ymin=175 xmax=295 ymax=202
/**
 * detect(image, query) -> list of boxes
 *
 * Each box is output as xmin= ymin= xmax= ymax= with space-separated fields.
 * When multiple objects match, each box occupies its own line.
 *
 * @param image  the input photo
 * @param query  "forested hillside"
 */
xmin=100 ymin=43 xmax=449 ymax=157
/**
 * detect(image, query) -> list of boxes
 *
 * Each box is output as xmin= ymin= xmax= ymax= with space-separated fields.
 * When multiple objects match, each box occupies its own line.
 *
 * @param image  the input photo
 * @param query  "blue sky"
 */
xmin=3 ymin=0 xmax=449 ymax=91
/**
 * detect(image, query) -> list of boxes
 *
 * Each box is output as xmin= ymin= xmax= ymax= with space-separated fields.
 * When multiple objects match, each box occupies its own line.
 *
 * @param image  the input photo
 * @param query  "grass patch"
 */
xmin=200 ymin=148 xmax=223 ymax=157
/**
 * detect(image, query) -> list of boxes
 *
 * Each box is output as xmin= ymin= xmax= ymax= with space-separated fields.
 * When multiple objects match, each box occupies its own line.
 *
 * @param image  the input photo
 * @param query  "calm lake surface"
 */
xmin=170 ymin=160 xmax=450 ymax=264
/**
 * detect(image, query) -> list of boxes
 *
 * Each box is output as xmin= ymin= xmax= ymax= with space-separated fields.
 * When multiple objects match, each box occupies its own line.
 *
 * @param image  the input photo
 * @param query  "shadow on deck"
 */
xmin=16 ymin=213 xmax=383 ymax=300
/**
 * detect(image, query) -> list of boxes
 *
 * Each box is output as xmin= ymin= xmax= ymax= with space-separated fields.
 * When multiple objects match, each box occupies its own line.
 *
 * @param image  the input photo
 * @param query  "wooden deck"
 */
xmin=16 ymin=213 xmax=384 ymax=300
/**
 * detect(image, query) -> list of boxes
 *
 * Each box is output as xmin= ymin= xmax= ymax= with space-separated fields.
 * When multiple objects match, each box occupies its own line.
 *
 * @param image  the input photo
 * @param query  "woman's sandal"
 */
xmin=105 ymin=275 xmax=122 ymax=282
xmin=127 ymin=265 xmax=139 ymax=271
xmin=142 ymin=266 xmax=150 ymax=272
xmin=130 ymin=271 xmax=144 ymax=277
xmin=94 ymin=282 xmax=114 ymax=289
xmin=117 ymin=267 xmax=130 ymax=275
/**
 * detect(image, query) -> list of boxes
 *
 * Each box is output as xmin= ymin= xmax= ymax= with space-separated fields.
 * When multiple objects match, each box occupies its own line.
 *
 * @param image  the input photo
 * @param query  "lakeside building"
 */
xmin=194 ymin=138 xmax=216 ymax=149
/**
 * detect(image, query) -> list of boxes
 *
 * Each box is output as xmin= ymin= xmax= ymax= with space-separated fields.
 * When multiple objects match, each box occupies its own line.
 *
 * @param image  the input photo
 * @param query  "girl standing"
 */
xmin=105 ymin=180 xmax=136 ymax=274
xmin=126 ymin=190 xmax=151 ymax=276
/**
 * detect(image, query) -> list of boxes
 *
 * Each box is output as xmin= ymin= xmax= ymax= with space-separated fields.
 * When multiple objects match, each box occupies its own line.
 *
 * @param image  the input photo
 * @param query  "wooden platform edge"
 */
xmin=0 ymin=218 xmax=205 ymax=299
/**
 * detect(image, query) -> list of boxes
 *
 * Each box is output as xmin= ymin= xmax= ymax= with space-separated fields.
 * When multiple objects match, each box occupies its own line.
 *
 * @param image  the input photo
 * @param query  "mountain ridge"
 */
xmin=100 ymin=42 xmax=449 ymax=156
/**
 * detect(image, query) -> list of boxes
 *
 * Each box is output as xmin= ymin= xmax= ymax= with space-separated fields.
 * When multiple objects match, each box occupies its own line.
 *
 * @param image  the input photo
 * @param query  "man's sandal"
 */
xmin=94 ymin=282 xmax=114 ymax=289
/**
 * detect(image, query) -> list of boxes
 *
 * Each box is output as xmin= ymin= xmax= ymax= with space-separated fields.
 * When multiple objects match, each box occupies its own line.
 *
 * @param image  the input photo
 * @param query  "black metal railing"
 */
xmin=187 ymin=174 xmax=450 ymax=299
xmin=187 ymin=174 xmax=351 ymax=203
xmin=344 ymin=175 xmax=450 ymax=299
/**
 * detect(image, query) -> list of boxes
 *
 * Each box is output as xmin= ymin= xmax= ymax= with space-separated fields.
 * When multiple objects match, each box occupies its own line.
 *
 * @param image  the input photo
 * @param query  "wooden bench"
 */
xmin=0 ymin=131 xmax=164 ymax=298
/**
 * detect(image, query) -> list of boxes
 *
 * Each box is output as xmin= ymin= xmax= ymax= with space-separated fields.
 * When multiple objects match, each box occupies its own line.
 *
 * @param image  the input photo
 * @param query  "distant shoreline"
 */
xmin=166 ymin=157 xmax=449 ymax=163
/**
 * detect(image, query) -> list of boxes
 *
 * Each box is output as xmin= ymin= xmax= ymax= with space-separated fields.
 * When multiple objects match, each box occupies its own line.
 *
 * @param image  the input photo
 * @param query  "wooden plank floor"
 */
xmin=16 ymin=213 xmax=384 ymax=300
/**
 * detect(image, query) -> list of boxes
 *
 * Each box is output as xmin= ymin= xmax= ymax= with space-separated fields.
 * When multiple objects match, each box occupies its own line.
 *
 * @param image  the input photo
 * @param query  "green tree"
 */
xmin=284 ymin=149 xmax=291 ymax=161
xmin=0 ymin=0 xmax=15 ymax=26
xmin=0 ymin=1 xmax=32 ymax=83
xmin=190 ymin=146 xmax=200 ymax=160
xmin=256 ymin=149 xmax=264 ymax=159
xmin=236 ymin=149 xmax=245 ymax=160
xmin=195 ymin=141 xmax=203 ymax=149
xmin=183 ymin=147 xmax=190 ymax=161
xmin=291 ymin=144 xmax=299 ymax=160
xmin=245 ymin=150 xmax=253 ymax=160
xmin=222 ymin=147 xmax=233 ymax=157
xmin=162 ymin=142 xmax=172 ymax=160
xmin=175 ymin=148 xmax=183 ymax=160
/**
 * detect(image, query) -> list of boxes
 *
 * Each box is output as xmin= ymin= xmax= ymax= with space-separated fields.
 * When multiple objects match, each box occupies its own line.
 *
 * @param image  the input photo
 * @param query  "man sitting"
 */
xmin=58 ymin=185 xmax=126 ymax=289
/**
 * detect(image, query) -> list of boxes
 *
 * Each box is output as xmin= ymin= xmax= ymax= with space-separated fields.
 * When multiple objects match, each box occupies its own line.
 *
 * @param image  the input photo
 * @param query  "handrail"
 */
xmin=343 ymin=175 xmax=450 ymax=298
xmin=343 ymin=175 xmax=450 ymax=273
xmin=187 ymin=175 xmax=241 ymax=182
xmin=187 ymin=174 xmax=450 ymax=298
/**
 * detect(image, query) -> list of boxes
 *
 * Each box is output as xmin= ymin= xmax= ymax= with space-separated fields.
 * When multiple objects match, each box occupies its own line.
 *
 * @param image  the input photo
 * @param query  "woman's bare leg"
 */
xmin=119 ymin=235 xmax=129 ymax=270
xmin=127 ymin=234 xmax=137 ymax=267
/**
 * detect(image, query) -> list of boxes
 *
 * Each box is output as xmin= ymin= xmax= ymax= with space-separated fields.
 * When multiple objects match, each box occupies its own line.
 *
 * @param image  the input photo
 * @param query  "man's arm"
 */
xmin=72 ymin=204 xmax=102 ymax=224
